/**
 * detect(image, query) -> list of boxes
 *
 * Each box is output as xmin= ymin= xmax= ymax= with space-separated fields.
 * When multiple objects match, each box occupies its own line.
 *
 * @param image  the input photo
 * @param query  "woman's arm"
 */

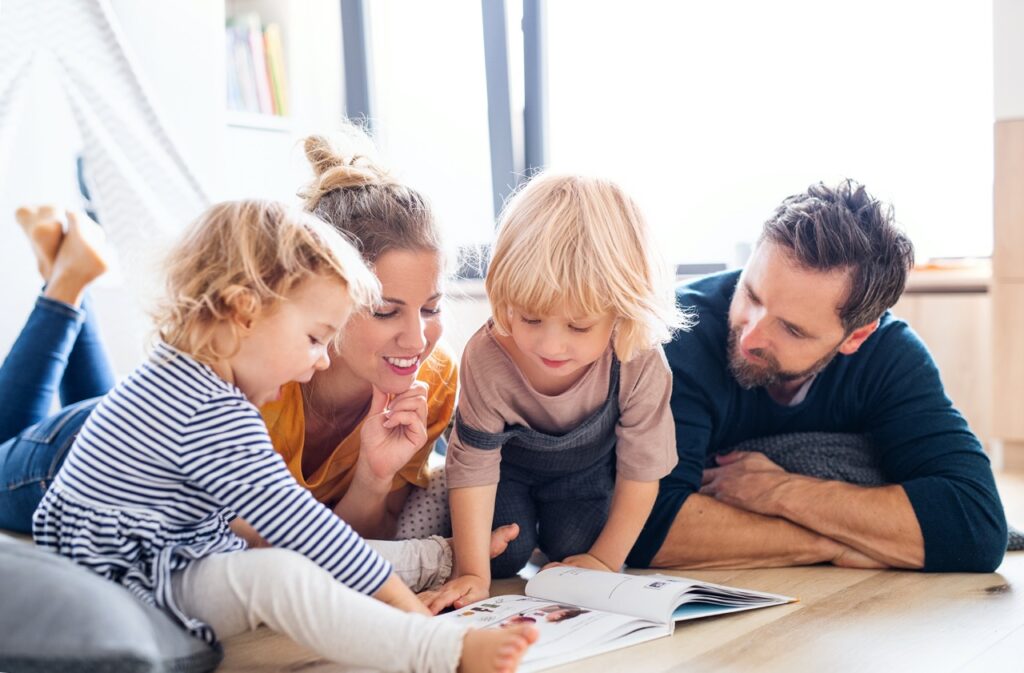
xmin=337 ymin=383 xmax=428 ymax=537
xmin=333 ymin=482 xmax=412 ymax=539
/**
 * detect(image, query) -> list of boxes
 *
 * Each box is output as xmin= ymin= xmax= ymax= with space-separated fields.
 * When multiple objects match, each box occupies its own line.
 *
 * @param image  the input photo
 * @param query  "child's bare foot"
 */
xmin=45 ymin=211 xmax=108 ymax=307
xmin=16 ymin=205 xmax=64 ymax=281
xmin=459 ymin=624 xmax=538 ymax=673
xmin=489 ymin=523 xmax=519 ymax=559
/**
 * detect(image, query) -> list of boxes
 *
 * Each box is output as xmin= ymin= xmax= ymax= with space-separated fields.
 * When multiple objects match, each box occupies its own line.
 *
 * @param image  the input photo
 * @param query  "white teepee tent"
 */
xmin=0 ymin=0 xmax=210 ymax=262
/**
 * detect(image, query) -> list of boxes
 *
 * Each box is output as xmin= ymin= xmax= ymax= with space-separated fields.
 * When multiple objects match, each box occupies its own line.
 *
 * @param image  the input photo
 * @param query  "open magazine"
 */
xmin=441 ymin=567 xmax=795 ymax=672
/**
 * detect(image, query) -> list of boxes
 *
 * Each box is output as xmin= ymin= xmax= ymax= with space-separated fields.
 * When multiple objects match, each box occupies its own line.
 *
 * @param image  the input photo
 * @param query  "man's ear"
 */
xmin=838 ymin=319 xmax=880 ymax=355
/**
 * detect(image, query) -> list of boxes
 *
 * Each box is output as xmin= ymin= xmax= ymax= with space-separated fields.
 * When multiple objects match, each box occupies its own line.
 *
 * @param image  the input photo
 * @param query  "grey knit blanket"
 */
xmin=722 ymin=432 xmax=1024 ymax=552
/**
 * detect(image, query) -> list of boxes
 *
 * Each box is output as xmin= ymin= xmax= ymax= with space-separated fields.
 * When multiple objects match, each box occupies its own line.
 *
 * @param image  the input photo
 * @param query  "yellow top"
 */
xmin=260 ymin=344 xmax=458 ymax=507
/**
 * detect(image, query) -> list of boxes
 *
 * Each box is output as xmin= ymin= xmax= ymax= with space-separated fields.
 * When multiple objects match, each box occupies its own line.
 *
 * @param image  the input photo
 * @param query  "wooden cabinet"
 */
xmin=892 ymin=290 xmax=992 ymax=453
xmin=993 ymin=118 xmax=1024 ymax=468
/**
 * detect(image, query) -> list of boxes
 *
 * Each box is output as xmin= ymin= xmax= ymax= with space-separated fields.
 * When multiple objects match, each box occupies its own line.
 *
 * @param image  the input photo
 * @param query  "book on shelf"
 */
xmin=441 ymin=566 xmax=794 ymax=672
xmin=225 ymin=13 xmax=288 ymax=118
xmin=263 ymin=23 xmax=288 ymax=117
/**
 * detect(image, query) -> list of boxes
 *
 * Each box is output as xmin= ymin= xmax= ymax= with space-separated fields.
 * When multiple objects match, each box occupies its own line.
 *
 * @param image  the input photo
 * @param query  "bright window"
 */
xmin=545 ymin=1 xmax=993 ymax=265
xmin=366 ymin=1 xmax=495 ymax=249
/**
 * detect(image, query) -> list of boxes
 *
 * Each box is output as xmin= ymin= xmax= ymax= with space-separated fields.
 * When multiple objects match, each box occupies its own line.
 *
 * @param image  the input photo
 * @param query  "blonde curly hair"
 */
xmin=153 ymin=199 xmax=379 ymax=365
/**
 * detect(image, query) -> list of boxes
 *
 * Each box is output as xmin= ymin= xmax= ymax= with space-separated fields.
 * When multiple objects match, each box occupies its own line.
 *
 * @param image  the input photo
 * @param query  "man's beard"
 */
xmin=727 ymin=326 xmax=842 ymax=390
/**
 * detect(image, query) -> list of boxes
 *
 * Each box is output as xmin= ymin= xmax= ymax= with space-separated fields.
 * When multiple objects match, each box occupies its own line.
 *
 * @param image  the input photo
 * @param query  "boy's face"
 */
xmin=232 ymin=274 xmax=352 ymax=406
xmin=507 ymin=304 xmax=616 ymax=387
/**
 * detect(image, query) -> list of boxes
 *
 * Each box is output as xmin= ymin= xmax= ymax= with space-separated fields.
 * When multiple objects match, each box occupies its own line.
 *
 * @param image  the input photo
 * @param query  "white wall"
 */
xmin=995 ymin=0 xmax=1024 ymax=120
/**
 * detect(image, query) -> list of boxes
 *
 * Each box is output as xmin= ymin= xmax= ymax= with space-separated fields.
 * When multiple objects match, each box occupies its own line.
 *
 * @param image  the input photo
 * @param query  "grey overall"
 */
xmin=455 ymin=357 xmax=621 ymax=578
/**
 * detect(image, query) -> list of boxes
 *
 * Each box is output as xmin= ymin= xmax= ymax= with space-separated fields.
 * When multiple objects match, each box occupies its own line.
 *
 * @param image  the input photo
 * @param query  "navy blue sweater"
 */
xmin=629 ymin=271 xmax=1007 ymax=572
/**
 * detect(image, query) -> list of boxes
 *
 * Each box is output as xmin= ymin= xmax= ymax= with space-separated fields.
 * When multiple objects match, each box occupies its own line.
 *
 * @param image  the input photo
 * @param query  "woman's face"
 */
xmin=329 ymin=248 xmax=444 ymax=396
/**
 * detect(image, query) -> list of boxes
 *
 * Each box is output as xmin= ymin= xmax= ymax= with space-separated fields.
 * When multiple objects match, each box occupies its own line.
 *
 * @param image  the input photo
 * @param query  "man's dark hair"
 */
xmin=759 ymin=179 xmax=915 ymax=331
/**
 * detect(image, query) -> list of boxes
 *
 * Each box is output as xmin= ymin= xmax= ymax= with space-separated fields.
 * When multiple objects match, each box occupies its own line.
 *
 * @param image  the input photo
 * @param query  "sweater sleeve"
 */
xmin=628 ymin=326 xmax=720 ymax=566
xmin=182 ymin=397 xmax=392 ymax=594
xmin=445 ymin=337 xmax=507 ymax=489
xmin=614 ymin=347 xmax=678 ymax=481
xmin=865 ymin=322 xmax=1007 ymax=572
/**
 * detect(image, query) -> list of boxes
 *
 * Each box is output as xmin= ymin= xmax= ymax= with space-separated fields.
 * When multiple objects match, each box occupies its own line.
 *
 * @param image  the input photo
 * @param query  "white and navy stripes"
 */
xmin=33 ymin=342 xmax=391 ymax=643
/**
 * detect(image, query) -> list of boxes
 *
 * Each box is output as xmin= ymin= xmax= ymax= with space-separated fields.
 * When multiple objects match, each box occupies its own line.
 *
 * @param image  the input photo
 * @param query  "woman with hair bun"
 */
xmin=257 ymin=125 xmax=458 ymax=541
xmin=1 ymin=122 xmax=484 ymax=555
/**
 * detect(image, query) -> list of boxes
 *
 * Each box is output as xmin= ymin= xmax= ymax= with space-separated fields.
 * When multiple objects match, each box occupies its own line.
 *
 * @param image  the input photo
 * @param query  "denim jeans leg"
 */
xmin=0 ymin=296 xmax=86 ymax=443
xmin=0 ymin=398 xmax=98 ymax=533
xmin=59 ymin=293 xmax=116 ymax=406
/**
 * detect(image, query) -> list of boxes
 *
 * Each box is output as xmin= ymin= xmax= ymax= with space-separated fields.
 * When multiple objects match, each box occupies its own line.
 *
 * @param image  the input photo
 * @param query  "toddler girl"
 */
xmin=32 ymin=200 xmax=535 ymax=672
xmin=432 ymin=173 xmax=690 ymax=611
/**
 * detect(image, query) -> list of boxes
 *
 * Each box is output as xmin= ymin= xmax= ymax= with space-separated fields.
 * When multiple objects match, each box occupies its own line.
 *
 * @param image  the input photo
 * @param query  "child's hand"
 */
xmin=543 ymin=552 xmax=614 ymax=573
xmin=357 ymin=383 xmax=429 ymax=487
xmin=421 ymin=574 xmax=490 ymax=614
xmin=374 ymin=574 xmax=432 ymax=616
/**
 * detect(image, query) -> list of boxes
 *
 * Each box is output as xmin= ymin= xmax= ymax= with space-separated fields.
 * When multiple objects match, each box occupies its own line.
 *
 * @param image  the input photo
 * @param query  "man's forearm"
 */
xmin=649 ymin=494 xmax=851 ymax=569
xmin=771 ymin=478 xmax=924 ymax=569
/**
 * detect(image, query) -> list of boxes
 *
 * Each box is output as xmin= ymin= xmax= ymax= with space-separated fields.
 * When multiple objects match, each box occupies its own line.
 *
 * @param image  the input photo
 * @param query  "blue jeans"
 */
xmin=0 ymin=295 xmax=113 ymax=532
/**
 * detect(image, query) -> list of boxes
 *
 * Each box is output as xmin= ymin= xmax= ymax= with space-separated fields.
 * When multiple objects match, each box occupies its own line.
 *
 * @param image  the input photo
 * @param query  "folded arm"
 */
xmin=700 ymin=451 xmax=922 ymax=568
xmin=649 ymin=491 xmax=886 ymax=569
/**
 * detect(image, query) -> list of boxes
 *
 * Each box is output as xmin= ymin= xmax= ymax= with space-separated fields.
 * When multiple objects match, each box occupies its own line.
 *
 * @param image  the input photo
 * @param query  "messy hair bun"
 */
xmin=297 ymin=122 xmax=442 ymax=265
xmin=300 ymin=132 xmax=398 ymax=211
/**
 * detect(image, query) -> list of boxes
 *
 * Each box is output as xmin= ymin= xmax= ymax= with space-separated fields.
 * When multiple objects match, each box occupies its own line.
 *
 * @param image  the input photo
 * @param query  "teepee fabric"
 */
xmin=0 ymin=0 xmax=209 ymax=268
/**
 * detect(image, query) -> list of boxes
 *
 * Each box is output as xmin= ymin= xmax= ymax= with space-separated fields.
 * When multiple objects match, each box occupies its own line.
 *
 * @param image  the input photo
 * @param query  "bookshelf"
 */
xmin=220 ymin=0 xmax=345 ymax=202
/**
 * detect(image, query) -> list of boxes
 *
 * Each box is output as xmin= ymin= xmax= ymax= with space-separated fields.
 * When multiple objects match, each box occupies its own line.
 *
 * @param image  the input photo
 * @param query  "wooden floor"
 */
xmin=219 ymin=471 xmax=1024 ymax=673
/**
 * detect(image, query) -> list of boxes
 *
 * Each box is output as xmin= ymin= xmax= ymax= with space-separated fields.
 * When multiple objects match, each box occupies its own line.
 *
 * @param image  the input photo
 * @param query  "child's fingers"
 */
xmin=426 ymin=585 xmax=463 ymax=614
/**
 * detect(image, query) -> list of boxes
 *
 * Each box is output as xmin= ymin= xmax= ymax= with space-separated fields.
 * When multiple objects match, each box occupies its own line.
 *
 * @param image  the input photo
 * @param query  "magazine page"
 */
xmin=525 ymin=567 xmax=693 ymax=622
xmin=642 ymin=573 xmax=794 ymax=622
xmin=440 ymin=594 xmax=667 ymax=672
xmin=526 ymin=567 xmax=793 ymax=624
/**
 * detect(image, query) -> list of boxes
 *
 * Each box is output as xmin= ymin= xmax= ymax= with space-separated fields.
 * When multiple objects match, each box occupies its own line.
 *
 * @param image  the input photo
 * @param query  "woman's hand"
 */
xmin=356 ymin=382 xmax=429 ymax=488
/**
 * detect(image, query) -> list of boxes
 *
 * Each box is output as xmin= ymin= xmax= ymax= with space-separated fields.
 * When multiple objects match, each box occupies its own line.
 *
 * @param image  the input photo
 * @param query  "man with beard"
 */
xmin=626 ymin=180 xmax=1008 ymax=573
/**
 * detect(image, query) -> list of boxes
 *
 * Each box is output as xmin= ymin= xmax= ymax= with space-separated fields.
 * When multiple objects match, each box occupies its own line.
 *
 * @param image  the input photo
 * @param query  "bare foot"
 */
xmin=459 ymin=624 xmax=538 ymax=673
xmin=16 ymin=205 xmax=64 ymax=281
xmin=45 ymin=211 xmax=108 ymax=307
xmin=489 ymin=523 xmax=519 ymax=559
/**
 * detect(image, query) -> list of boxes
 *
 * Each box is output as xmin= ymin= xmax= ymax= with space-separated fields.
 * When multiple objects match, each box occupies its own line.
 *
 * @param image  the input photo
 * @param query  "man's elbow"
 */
xmin=925 ymin=518 xmax=1007 ymax=573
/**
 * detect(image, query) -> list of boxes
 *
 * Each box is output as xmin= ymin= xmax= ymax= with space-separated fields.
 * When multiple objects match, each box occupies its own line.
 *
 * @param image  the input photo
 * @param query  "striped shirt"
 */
xmin=32 ymin=342 xmax=391 ymax=642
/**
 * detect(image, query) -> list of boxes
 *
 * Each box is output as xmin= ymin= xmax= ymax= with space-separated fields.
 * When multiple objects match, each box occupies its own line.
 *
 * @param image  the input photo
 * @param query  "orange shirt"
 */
xmin=259 ymin=344 xmax=458 ymax=507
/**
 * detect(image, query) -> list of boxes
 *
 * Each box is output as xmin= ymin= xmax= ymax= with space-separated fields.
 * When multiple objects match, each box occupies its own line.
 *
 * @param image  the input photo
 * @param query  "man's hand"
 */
xmin=699 ymin=451 xmax=797 ymax=516
xmin=543 ymin=552 xmax=614 ymax=573
xmin=356 ymin=382 xmax=429 ymax=488
xmin=421 ymin=574 xmax=490 ymax=615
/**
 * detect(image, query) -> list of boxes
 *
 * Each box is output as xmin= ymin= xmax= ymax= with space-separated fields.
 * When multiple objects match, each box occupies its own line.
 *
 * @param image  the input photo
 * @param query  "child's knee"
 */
xmin=538 ymin=504 xmax=608 ymax=562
